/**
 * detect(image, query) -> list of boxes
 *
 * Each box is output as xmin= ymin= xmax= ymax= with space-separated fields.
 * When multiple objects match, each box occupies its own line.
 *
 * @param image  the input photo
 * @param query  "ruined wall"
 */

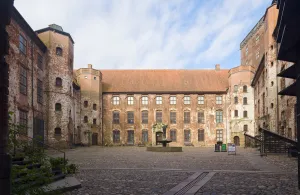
xmin=76 ymin=65 xmax=102 ymax=145
xmin=102 ymin=93 xmax=228 ymax=147
xmin=228 ymin=65 xmax=255 ymax=146
xmin=6 ymin=17 xmax=47 ymax=137
xmin=37 ymin=29 xmax=76 ymax=147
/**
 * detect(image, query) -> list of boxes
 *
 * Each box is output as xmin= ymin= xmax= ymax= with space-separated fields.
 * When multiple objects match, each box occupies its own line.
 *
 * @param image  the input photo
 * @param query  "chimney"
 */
xmin=215 ymin=64 xmax=220 ymax=71
xmin=88 ymin=64 xmax=92 ymax=69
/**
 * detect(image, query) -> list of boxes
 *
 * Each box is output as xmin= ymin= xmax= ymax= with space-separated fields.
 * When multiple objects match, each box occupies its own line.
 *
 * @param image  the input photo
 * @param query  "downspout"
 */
xmin=31 ymin=40 xmax=35 ymax=137
xmin=276 ymin=46 xmax=279 ymax=133
xmin=101 ymin=92 xmax=104 ymax=146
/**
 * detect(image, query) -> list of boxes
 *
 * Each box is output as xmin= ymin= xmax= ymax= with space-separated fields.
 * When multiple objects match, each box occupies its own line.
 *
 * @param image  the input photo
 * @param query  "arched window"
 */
xmin=84 ymin=101 xmax=88 ymax=108
xmin=243 ymin=97 xmax=247 ymax=105
xmin=243 ymin=125 xmax=248 ymax=132
xmin=56 ymin=47 xmax=62 ymax=56
xmin=234 ymin=85 xmax=238 ymax=92
xmin=56 ymin=77 xmax=62 ymax=87
xmin=113 ymin=130 xmax=120 ymax=143
xmin=84 ymin=116 xmax=88 ymax=123
xmin=243 ymin=85 xmax=247 ymax=92
xmin=234 ymin=97 xmax=238 ymax=104
xmin=55 ymin=128 xmax=61 ymax=135
xmin=234 ymin=110 xmax=238 ymax=117
xmin=55 ymin=103 xmax=61 ymax=111
xmin=170 ymin=129 xmax=177 ymax=142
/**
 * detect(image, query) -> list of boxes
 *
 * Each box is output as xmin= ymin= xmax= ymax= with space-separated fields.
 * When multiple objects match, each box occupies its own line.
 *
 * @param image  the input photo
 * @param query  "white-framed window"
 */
xmin=256 ymin=35 xmax=260 ymax=44
xmin=256 ymin=50 xmax=260 ymax=59
xmin=127 ymin=96 xmax=134 ymax=105
xmin=170 ymin=96 xmax=176 ymax=105
xmin=112 ymin=96 xmax=120 ymax=105
xmin=156 ymin=96 xmax=162 ymax=105
xmin=216 ymin=96 xmax=222 ymax=104
xmin=198 ymin=96 xmax=204 ymax=104
xmin=184 ymin=96 xmax=191 ymax=105
xmin=216 ymin=129 xmax=223 ymax=142
xmin=142 ymin=96 xmax=148 ymax=105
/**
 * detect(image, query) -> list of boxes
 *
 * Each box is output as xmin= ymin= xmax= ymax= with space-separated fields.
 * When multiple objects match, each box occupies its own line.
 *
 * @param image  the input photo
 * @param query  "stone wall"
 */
xmin=37 ymin=29 xmax=76 ymax=148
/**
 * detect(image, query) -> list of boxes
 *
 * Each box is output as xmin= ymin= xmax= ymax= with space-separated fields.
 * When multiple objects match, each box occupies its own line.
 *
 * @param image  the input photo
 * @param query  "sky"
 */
xmin=15 ymin=0 xmax=271 ymax=70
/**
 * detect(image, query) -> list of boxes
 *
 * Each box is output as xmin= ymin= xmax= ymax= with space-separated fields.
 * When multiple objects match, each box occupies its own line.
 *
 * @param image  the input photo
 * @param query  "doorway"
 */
xmin=127 ymin=130 xmax=134 ymax=145
xmin=156 ymin=132 xmax=163 ymax=145
xmin=234 ymin=136 xmax=240 ymax=146
xmin=92 ymin=133 xmax=98 ymax=145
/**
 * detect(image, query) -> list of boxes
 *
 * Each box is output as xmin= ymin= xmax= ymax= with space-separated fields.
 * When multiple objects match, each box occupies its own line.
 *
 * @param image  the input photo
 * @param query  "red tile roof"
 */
xmin=101 ymin=69 xmax=229 ymax=93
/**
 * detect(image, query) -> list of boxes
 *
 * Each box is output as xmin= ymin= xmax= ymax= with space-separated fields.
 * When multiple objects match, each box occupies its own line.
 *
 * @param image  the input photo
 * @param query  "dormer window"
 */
xmin=56 ymin=47 xmax=63 ymax=56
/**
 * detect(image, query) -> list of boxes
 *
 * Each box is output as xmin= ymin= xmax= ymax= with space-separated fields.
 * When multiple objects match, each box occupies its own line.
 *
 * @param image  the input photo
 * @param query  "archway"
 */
xmin=234 ymin=136 xmax=240 ymax=146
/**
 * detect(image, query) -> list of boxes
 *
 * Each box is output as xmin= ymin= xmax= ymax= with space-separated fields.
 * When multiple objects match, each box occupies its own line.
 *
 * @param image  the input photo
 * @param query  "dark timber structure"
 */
xmin=274 ymin=0 xmax=300 ymax=189
xmin=0 ymin=0 xmax=14 ymax=194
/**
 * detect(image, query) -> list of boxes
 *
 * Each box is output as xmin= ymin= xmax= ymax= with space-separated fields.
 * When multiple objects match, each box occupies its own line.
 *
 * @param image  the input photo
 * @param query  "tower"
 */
xmin=36 ymin=24 xmax=76 ymax=147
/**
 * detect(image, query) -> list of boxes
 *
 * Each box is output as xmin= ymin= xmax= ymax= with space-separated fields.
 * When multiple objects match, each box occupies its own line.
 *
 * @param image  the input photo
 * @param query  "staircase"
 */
xmin=9 ymin=127 xmax=81 ymax=194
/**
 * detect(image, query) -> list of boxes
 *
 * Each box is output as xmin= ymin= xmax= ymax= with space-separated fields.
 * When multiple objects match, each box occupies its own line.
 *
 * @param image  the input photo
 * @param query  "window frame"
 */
xmin=93 ymin=118 xmax=97 ymax=125
xmin=93 ymin=104 xmax=97 ymax=111
xmin=55 ymin=103 xmax=62 ymax=111
xmin=141 ymin=110 xmax=148 ymax=124
xmin=37 ymin=79 xmax=43 ymax=104
xmin=184 ymin=96 xmax=191 ymax=105
xmin=141 ymin=96 xmax=148 ymax=105
xmin=216 ymin=129 xmax=223 ymax=142
xmin=170 ymin=129 xmax=177 ymax=142
xmin=84 ymin=101 xmax=88 ymax=108
xmin=113 ymin=130 xmax=120 ymax=143
xmin=56 ymin=47 xmax=63 ymax=56
xmin=156 ymin=96 xmax=162 ymax=105
xmin=243 ymin=97 xmax=247 ymax=105
xmin=198 ymin=129 xmax=205 ymax=142
xmin=184 ymin=111 xmax=190 ymax=124
xmin=127 ymin=111 xmax=134 ymax=124
xmin=170 ymin=96 xmax=176 ymax=105
xmin=234 ymin=97 xmax=238 ymax=104
xmin=84 ymin=116 xmax=88 ymax=123
xmin=112 ymin=96 xmax=120 ymax=105
xmin=156 ymin=110 xmax=162 ymax=123
xmin=127 ymin=96 xmax=134 ymax=105
xmin=184 ymin=129 xmax=191 ymax=142
xmin=234 ymin=85 xmax=238 ymax=92
xmin=19 ymin=110 xmax=28 ymax=128
xmin=198 ymin=96 xmax=204 ymax=105
xmin=37 ymin=53 xmax=43 ymax=70
xmin=170 ymin=111 xmax=176 ymax=124
xmin=142 ymin=130 xmax=148 ymax=143
xmin=198 ymin=111 xmax=204 ymax=124
xmin=243 ymin=85 xmax=247 ymax=92
xmin=113 ymin=111 xmax=120 ymax=124
xmin=20 ymin=66 xmax=27 ymax=95
xmin=19 ymin=34 xmax=27 ymax=54
xmin=216 ymin=110 xmax=223 ymax=123
xmin=243 ymin=110 xmax=248 ymax=118
xmin=243 ymin=125 xmax=248 ymax=132
xmin=234 ymin=110 xmax=238 ymax=117
xmin=54 ymin=128 xmax=61 ymax=136
xmin=55 ymin=77 xmax=62 ymax=87
xmin=216 ymin=96 xmax=222 ymax=105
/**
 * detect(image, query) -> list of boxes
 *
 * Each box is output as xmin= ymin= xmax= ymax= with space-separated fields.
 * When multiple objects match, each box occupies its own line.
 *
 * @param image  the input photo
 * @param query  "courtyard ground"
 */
xmin=56 ymin=146 xmax=299 ymax=195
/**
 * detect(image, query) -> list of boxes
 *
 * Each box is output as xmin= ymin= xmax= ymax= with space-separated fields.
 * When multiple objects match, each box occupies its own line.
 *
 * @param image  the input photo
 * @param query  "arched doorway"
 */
xmin=234 ymin=136 xmax=240 ymax=146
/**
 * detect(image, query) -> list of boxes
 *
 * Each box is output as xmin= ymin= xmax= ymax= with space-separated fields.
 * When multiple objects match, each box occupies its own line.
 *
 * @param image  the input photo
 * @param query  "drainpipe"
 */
xmin=276 ymin=46 xmax=279 ymax=133
xmin=31 ymin=41 xmax=35 ymax=138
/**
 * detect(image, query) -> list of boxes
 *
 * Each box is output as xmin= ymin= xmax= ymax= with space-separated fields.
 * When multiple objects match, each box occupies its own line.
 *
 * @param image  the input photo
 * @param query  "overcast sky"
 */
xmin=15 ymin=0 xmax=270 ymax=70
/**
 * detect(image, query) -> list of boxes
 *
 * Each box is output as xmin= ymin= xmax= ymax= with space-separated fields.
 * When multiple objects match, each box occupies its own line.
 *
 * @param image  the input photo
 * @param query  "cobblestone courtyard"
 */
xmin=60 ymin=147 xmax=299 ymax=195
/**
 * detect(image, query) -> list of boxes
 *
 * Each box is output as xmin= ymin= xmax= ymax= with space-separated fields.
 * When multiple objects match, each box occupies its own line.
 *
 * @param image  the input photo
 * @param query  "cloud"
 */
xmin=14 ymin=0 xmax=270 ymax=69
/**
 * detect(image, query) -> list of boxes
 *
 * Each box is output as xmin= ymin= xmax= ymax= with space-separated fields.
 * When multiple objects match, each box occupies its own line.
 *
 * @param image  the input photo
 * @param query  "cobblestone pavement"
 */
xmin=58 ymin=146 xmax=299 ymax=195
xmin=196 ymin=172 xmax=300 ymax=195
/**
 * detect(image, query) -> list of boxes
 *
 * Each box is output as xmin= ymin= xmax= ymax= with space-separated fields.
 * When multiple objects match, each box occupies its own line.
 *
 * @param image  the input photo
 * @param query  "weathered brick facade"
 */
xmin=7 ymin=3 xmax=293 ymax=148
xmin=250 ymin=3 xmax=297 ymax=140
